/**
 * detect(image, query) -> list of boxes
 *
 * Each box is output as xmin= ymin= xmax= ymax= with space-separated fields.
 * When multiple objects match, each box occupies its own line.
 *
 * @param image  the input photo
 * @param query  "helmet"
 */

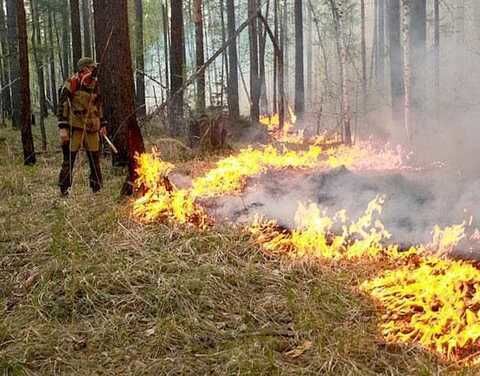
xmin=77 ymin=57 xmax=96 ymax=71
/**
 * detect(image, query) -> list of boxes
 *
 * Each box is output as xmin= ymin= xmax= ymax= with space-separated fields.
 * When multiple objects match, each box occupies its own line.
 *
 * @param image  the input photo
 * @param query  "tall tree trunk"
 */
xmin=6 ymin=0 xmax=20 ymax=128
xmin=93 ymin=0 xmax=145 ymax=190
xmin=162 ymin=2 xmax=170 ymax=94
xmin=30 ymin=0 xmax=47 ymax=151
xmin=401 ymin=0 xmax=412 ymax=140
xmin=409 ymin=0 xmax=426 ymax=136
xmin=226 ymin=0 xmax=239 ymax=119
xmin=135 ymin=0 xmax=146 ymax=118
xmin=0 ymin=0 xmax=12 ymax=120
xmin=16 ymin=0 xmax=35 ymax=164
xmin=433 ymin=0 xmax=439 ymax=110
xmin=360 ymin=0 xmax=367 ymax=115
xmin=248 ymin=0 xmax=259 ymax=122
xmin=258 ymin=1 xmax=269 ymax=115
xmin=193 ymin=0 xmax=206 ymax=113
xmin=220 ymin=0 xmax=228 ymax=108
xmin=169 ymin=0 xmax=184 ymax=136
xmin=82 ymin=0 xmax=92 ymax=56
xmin=330 ymin=0 xmax=351 ymax=145
xmin=388 ymin=0 xmax=404 ymax=128
xmin=70 ymin=0 xmax=82 ymax=68
xmin=282 ymin=0 xmax=289 ymax=102
xmin=61 ymin=7 xmax=71 ymax=79
xmin=48 ymin=9 xmax=58 ymax=111
xmin=273 ymin=0 xmax=278 ymax=114
xmin=376 ymin=0 xmax=385 ymax=90
xmin=294 ymin=0 xmax=304 ymax=117
xmin=306 ymin=2 xmax=312 ymax=109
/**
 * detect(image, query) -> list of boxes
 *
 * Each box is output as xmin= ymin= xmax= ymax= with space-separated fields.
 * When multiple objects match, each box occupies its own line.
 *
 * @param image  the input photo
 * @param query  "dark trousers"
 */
xmin=58 ymin=144 xmax=103 ymax=194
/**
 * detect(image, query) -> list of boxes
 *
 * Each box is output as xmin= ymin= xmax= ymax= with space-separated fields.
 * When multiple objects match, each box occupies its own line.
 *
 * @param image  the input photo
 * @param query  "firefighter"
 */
xmin=57 ymin=57 xmax=108 ymax=196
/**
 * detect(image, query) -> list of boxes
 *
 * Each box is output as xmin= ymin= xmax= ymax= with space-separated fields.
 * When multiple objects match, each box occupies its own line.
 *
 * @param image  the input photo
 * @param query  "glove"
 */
xmin=59 ymin=128 xmax=69 ymax=144
xmin=99 ymin=126 xmax=107 ymax=137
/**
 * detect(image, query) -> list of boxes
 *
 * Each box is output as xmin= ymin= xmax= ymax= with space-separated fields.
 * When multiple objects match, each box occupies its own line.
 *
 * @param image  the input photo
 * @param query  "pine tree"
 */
xmin=93 ymin=0 xmax=145 ymax=192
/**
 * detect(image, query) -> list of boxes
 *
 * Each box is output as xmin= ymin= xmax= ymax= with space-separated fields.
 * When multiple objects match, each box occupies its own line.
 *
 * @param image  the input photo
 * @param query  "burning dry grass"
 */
xmin=252 ymin=194 xmax=480 ymax=363
xmin=325 ymin=141 xmax=408 ymax=172
xmin=133 ymin=145 xmax=324 ymax=225
xmin=2 ymin=125 xmax=480 ymax=374
xmin=191 ymin=145 xmax=323 ymax=198
xmin=0 ymin=133 xmax=446 ymax=374
xmin=133 ymin=151 xmax=207 ymax=225
xmin=251 ymin=196 xmax=392 ymax=260
xmin=133 ymin=140 xmax=480 ymax=364
xmin=133 ymin=140 xmax=409 ymax=226
xmin=362 ymin=257 xmax=480 ymax=363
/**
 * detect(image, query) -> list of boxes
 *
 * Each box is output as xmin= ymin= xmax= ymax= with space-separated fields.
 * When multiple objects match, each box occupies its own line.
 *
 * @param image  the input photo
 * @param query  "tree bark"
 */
xmin=376 ymin=0 xmax=385 ymax=90
xmin=258 ymin=0 xmax=269 ymax=114
xmin=169 ymin=0 xmax=184 ymax=136
xmin=70 ymin=0 xmax=82 ymax=68
xmin=0 ymin=0 xmax=12 ymax=120
xmin=6 ymin=0 xmax=20 ymax=128
xmin=402 ymin=0 xmax=412 ymax=140
xmin=48 ymin=9 xmax=58 ymax=111
xmin=306 ymin=2 xmax=312 ymax=109
xmin=226 ymin=0 xmax=239 ymax=119
xmin=93 ymin=0 xmax=145 ymax=191
xmin=248 ymin=0 xmax=259 ymax=122
xmin=30 ymin=0 xmax=47 ymax=151
xmin=61 ymin=6 xmax=71 ymax=79
xmin=409 ymin=0 xmax=426 ymax=135
xmin=82 ymin=0 xmax=92 ymax=56
xmin=329 ymin=0 xmax=351 ymax=145
xmin=162 ymin=2 xmax=169 ymax=95
xmin=433 ymin=0 xmax=439 ymax=111
xmin=388 ymin=0 xmax=404 ymax=128
xmin=135 ymin=0 xmax=146 ymax=118
xmin=220 ymin=0 xmax=228 ymax=108
xmin=16 ymin=0 xmax=35 ymax=165
xmin=360 ymin=0 xmax=367 ymax=114
xmin=273 ymin=0 xmax=278 ymax=114
xmin=193 ymin=0 xmax=206 ymax=113
xmin=294 ymin=0 xmax=305 ymax=117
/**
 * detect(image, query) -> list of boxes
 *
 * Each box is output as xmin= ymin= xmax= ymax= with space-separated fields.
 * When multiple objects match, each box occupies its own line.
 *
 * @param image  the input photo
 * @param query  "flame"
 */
xmin=132 ymin=142 xmax=480 ymax=363
xmin=191 ymin=145 xmax=323 ymax=198
xmin=324 ymin=141 xmax=408 ymax=171
xmin=361 ymin=255 xmax=480 ymax=361
xmin=133 ymin=150 xmax=206 ymax=225
xmin=259 ymin=106 xmax=296 ymax=133
xmin=260 ymin=107 xmax=306 ymax=144
xmin=133 ymin=145 xmax=324 ymax=222
xmin=253 ymin=197 xmax=478 ymax=362
xmin=432 ymin=222 xmax=466 ymax=256
xmin=251 ymin=195 xmax=392 ymax=260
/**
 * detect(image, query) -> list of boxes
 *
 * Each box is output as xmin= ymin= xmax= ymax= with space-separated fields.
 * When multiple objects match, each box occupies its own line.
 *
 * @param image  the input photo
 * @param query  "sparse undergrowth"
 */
xmin=0 ymin=126 xmax=478 ymax=375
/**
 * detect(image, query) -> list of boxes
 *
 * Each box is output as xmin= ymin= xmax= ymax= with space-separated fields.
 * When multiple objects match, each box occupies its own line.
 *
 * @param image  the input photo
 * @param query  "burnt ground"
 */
xmin=207 ymin=166 xmax=480 ymax=254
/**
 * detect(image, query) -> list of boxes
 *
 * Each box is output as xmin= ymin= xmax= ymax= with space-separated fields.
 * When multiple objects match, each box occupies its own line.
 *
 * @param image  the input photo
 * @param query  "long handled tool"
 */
xmin=103 ymin=134 xmax=118 ymax=154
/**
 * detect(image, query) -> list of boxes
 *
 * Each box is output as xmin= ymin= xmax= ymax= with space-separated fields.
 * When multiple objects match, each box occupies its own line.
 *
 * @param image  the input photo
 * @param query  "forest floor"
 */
xmin=0 ymin=124 xmax=478 ymax=375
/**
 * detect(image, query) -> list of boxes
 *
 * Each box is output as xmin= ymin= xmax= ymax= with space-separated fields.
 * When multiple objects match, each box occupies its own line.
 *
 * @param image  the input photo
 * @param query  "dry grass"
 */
xmin=0 ymin=125 xmax=478 ymax=375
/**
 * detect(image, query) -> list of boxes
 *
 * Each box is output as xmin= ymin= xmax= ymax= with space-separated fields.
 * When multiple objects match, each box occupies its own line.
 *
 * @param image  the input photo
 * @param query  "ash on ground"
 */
xmin=206 ymin=166 xmax=480 ymax=248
